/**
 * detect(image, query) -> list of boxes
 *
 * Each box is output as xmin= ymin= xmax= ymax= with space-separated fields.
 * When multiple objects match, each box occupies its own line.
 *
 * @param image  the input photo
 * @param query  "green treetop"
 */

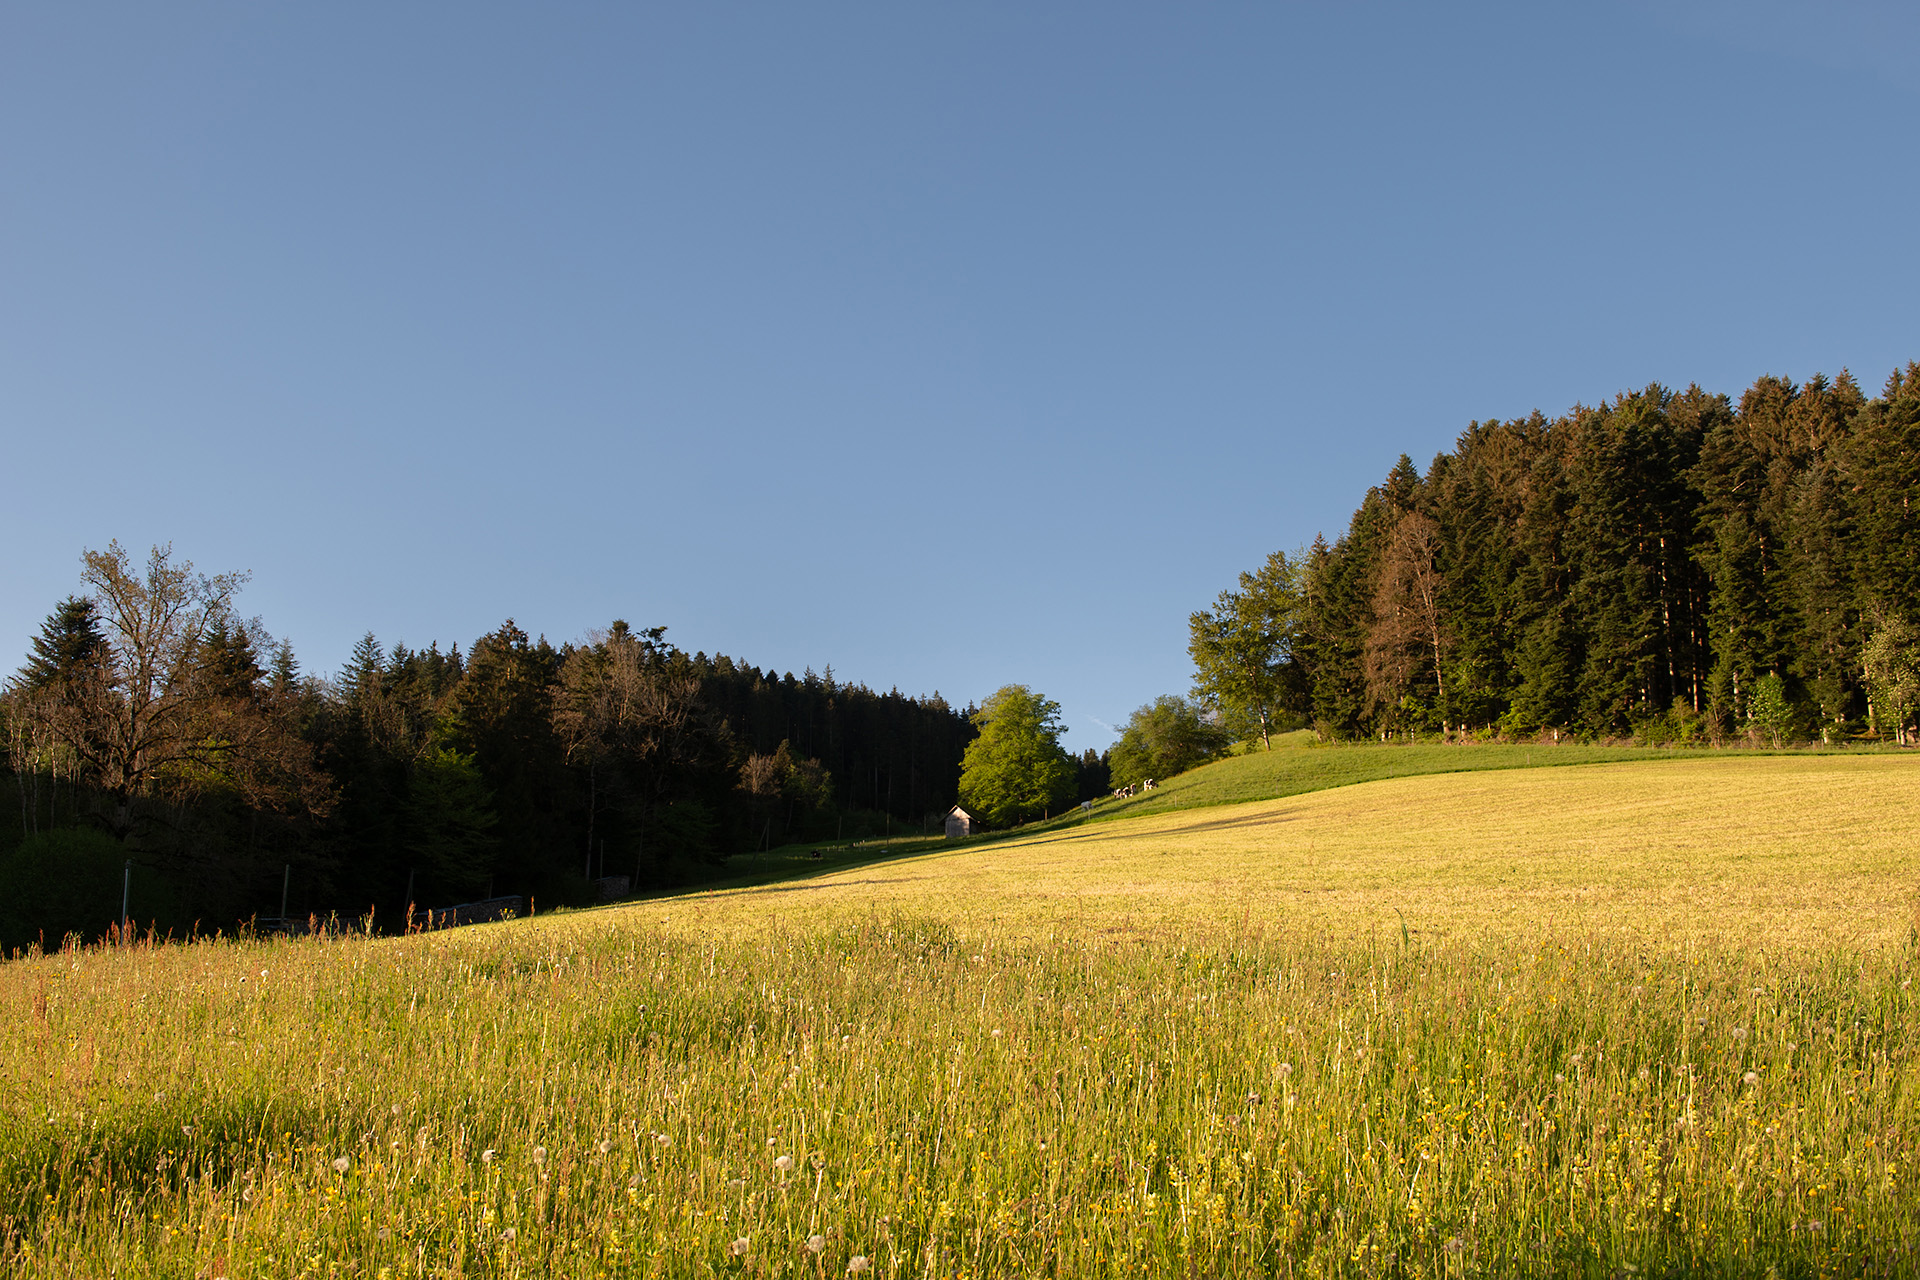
xmin=957 ymin=684 xmax=1076 ymax=826
xmin=16 ymin=596 xmax=108 ymax=692
xmin=1188 ymin=549 xmax=1303 ymax=748
xmin=1108 ymin=695 xmax=1230 ymax=788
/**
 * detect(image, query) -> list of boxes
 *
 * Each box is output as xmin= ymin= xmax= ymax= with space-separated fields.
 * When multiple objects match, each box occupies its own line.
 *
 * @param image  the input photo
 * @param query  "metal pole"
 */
xmin=280 ymin=864 xmax=291 ymax=920
xmin=120 ymin=859 xmax=131 ymax=941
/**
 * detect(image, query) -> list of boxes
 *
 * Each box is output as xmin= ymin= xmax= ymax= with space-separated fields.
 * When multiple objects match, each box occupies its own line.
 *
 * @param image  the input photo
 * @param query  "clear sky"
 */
xmin=3 ymin=2 xmax=1916 ymax=750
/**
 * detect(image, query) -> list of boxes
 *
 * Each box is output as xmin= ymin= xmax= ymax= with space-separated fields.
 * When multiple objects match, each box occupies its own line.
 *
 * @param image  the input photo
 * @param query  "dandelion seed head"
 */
xmin=1744 ymin=1071 xmax=1759 ymax=1086
xmin=774 ymin=1154 xmax=794 ymax=1172
xmin=331 ymin=1156 xmax=350 ymax=1174
xmin=1278 ymin=1063 xmax=1293 ymax=1078
xmin=597 ymin=1139 xmax=611 ymax=1154
xmin=391 ymin=1104 xmax=402 ymax=1116
xmin=481 ymin=1149 xmax=497 ymax=1164
xmin=806 ymin=1234 xmax=827 ymax=1254
xmin=728 ymin=1236 xmax=750 ymax=1257
xmin=1731 ymin=1026 xmax=1747 ymax=1040
xmin=847 ymin=1257 xmax=872 ymax=1274
xmin=501 ymin=1227 xmax=517 ymax=1243
xmin=531 ymin=1146 xmax=546 ymax=1165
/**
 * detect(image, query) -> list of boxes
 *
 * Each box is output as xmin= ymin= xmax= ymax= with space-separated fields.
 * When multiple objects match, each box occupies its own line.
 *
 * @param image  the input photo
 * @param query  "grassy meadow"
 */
xmin=5 ymin=752 xmax=1920 ymax=1278
xmin=1081 ymin=739 xmax=1722 ymax=826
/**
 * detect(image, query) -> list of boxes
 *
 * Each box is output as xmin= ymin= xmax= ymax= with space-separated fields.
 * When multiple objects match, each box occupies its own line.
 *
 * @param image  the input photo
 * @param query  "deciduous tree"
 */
xmin=1107 ymin=696 xmax=1229 ymax=788
xmin=957 ymin=685 xmax=1075 ymax=826
xmin=1188 ymin=550 xmax=1302 ymax=749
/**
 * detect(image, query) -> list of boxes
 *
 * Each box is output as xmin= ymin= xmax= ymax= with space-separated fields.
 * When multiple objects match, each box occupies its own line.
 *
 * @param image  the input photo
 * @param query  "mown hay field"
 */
xmin=713 ymin=755 xmax=1917 ymax=947
xmin=3 ymin=754 xmax=1918 ymax=1278
xmin=1076 ymin=740 xmax=1723 ymax=826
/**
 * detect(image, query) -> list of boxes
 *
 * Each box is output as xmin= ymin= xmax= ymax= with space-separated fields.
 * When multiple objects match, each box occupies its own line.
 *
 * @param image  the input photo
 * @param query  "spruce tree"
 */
xmin=17 ymin=596 xmax=107 ymax=691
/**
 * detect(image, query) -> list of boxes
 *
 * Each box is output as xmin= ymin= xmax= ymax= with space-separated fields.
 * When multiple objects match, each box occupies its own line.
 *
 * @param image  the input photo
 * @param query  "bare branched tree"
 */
xmin=16 ymin=542 xmax=325 ymax=839
xmin=552 ymin=621 xmax=715 ymax=878
xmin=1364 ymin=511 xmax=1452 ymax=737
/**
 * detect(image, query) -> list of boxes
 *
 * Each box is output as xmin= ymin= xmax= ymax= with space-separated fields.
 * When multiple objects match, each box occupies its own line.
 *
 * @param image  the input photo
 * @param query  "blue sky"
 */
xmin=3 ymin=2 xmax=1915 ymax=750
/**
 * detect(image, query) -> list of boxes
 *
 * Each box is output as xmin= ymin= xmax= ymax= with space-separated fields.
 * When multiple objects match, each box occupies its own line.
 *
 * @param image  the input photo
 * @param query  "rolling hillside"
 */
xmin=703 ymin=753 xmax=1917 ymax=947
xmin=4 ymin=752 xmax=1916 ymax=1278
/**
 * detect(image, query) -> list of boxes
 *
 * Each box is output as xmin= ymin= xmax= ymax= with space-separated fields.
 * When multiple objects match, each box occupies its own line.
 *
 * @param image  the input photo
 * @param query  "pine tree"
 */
xmin=16 ymin=596 xmax=108 ymax=691
xmin=200 ymin=619 xmax=265 ymax=700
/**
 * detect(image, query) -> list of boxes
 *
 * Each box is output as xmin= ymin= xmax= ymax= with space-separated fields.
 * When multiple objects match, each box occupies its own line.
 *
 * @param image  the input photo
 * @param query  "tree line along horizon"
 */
xmin=5 ymin=359 xmax=1917 ymax=948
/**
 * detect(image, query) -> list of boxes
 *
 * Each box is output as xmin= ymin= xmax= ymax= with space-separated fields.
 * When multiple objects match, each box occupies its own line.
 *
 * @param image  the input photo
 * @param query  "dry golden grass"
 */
xmin=645 ymin=755 xmax=1920 ymax=948
xmin=4 ymin=754 xmax=1918 ymax=1278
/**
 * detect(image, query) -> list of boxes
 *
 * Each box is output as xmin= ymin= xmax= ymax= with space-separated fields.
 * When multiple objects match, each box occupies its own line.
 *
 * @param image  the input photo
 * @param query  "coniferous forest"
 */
xmin=9 ymin=361 xmax=1920 ymax=949
xmin=0 ymin=543 xmax=978 ymax=949
xmin=1211 ymin=363 xmax=1920 ymax=747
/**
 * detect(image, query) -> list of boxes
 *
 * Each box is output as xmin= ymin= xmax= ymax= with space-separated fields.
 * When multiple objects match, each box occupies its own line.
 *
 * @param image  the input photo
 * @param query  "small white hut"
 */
xmin=944 ymin=805 xmax=974 ymax=839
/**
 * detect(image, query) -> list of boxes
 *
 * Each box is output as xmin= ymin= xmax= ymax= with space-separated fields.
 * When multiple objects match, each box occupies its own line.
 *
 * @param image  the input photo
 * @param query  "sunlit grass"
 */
xmin=5 ymin=755 xmax=1919 ymax=1277
xmin=706 ymin=756 xmax=1920 ymax=948
xmin=1086 ymin=739 xmax=1733 ymax=824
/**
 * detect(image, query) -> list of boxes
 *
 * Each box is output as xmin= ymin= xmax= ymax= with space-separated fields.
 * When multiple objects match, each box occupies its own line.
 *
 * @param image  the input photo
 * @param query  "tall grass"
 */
xmin=5 ymin=909 xmax=1916 ymax=1278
